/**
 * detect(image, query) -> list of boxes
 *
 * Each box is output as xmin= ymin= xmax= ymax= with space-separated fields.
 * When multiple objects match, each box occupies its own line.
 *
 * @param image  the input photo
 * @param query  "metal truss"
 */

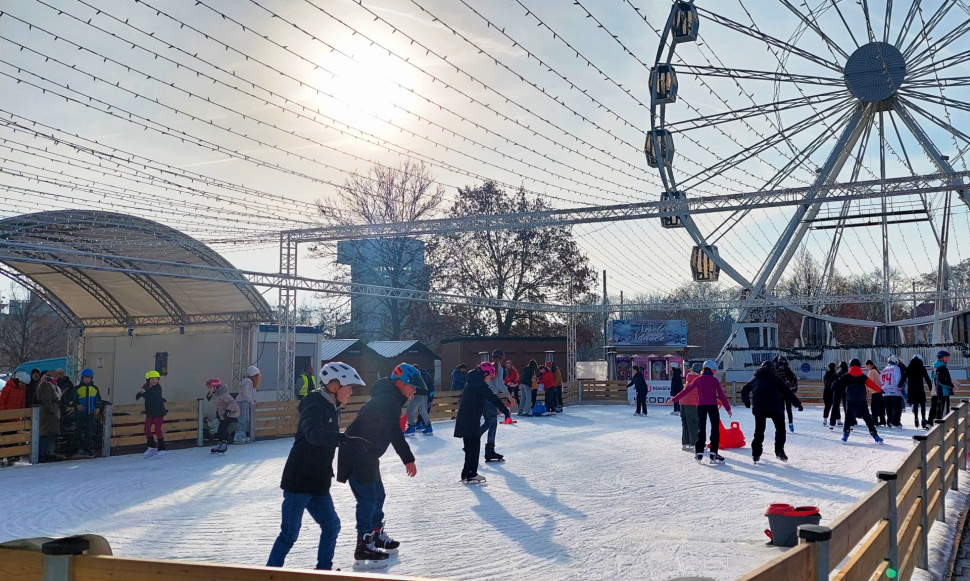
xmin=269 ymin=171 xmax=969 ymax=244
xmin=66 ymin=327 xmax=84 ymax=382
xmin=77 ymin=312 xmax=264 ymax=329
xmin=232 ymin=321 xmax=254 ymax=387
xmin=277 ymin=233 xmax=297 ymax=401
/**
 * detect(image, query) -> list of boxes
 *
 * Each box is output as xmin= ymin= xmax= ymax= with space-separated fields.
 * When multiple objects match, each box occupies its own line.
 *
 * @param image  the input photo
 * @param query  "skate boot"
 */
xmin=841 ymin=433 xmax=849 ymax=444
xmin=422 ymin=425 xmax=433 ymax=435
xmin=143 ymin=437 xmax=158 ymax=458
xmin=789 ymin=423 xmax=795 ymax=433
xmin=775 ymin=453 xmax=788 ymax=463
xmin=752 ymin=456 xmax=761 ymax=465
xmin=873 ymin=435 xmax=884 ymax=444
xmin=484 ymin=444 xmax=504 ymax=463
xmin=695 ymin=453 xmax=704 ymax=462
xmin=709 ymin=453 xmax=725 ymax=464
xmin=556 ymin=406 xmax=563 ymax=413
xmin=462 ymin=474 xmax=487 ymax=485
xmin=372 ymin=523 xmax=399 ymax=554
xmin=403 ymin=425 xmax=416 ymax=436
xmin=155 ymin=441 xmax=167 ymax=458
xmin=211 ymin=440 xmax=228 ymax=454
xmin=353 ymin=535 xmax=390 ymax=570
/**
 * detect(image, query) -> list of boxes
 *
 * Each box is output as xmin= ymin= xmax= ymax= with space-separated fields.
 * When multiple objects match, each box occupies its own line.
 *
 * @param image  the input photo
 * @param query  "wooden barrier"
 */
xmin=109 ymin=401 xmax=200 ymax=449
xmin=576 ymin=380 xmax=629 ymax=403
xmin=0 ymin=407 xmax=33 ymax=462
xmin=733 ymin=400 xmax=970 ymax=581
xmin=252 ymin=400 xmax=300 ymax=439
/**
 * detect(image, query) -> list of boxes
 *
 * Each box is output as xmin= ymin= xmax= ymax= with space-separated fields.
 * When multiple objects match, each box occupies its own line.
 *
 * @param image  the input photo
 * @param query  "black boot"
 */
xmin=484 ymin=443 xmax=504 ymax=462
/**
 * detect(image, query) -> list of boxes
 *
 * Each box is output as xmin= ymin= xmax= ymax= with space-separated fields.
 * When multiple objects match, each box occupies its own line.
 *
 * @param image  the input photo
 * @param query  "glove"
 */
xmin=798 ymin=406 xmax=804 ymax=412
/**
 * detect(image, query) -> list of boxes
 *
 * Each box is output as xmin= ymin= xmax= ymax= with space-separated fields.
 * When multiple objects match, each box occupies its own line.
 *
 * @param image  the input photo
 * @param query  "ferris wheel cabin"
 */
xmin=650 ymin=65 xmax=679 ymax=105
xmin=690 ymin=245 xmax=720 ymax=282
xmin=644 ymin=129 xmax=674 ymax=169
xmin=670 ymin=2 xmax=699 ymax=44
xmin=660 ymin=190 xmax=685 ymax=228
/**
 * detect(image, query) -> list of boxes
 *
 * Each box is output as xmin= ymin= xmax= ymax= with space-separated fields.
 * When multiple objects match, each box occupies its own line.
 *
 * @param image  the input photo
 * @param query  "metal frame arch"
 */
xmin=0 ymin=263 xmax=81 ymax=327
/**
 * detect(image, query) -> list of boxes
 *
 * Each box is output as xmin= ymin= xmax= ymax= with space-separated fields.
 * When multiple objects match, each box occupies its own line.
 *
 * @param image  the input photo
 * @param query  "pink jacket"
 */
xmin=671 ymin=374 xmax=731 ymax=412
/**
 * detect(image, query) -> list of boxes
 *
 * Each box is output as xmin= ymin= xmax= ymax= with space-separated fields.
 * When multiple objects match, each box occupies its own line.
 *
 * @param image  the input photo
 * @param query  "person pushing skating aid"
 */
xmin=671 ymin=360 xmax=731 ymax=464
xmin=267 ymin=362 xmax=365 ymax=571
xmin=337 ymin=363 xmax=419 ymax=570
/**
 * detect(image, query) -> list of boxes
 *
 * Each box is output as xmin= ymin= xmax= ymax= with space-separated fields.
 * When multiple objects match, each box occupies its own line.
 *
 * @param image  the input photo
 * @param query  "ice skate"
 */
xmin=210 ymin=440 xmax=228 ymax=454
xmin=634 ymin=412 xmax=641 ymax=417
xmin=775 ymin=453 xmax=788 ymax=463
xmin=789 ymin=423 xmax=795 ymax=433
xmin=484 ymin=444 xmax=504 ymax=463
xmin=372 ymin=524 xmax=399 ymax=555
xmin=353 ymin=536 xmax=390 ymax=570
xmin=556 ymin=406 xmax=563 ymax=413
xmin=841 ymin=433 xmax=849 ymax=444
xmin=837 ymin=420 xmax=843 ymax=426
xmin=873 ymin=435 xmax=885 ymax=444
xmin=154 ymin=450 xmax=167 ymax=458
xmin=752 ymin=456 xmax=761 ymax=465
xmin=143 ymin=447 xmax=158 ymax=459
xmin=695 ymin=453 xmax=704 ymax=462
xmin=709 ymin=453 xmax=725 ymax=464
xmin=462 ymin=474 xmax=487 ymax=485
xmin=422 ymin=425 xmax=433 ymax=435
xmin=403 ymin=425 xmax=416 ymax=436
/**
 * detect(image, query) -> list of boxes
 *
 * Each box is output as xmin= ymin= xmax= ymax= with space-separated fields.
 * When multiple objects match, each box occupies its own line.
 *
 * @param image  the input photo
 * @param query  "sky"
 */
xmin=1 ymin=0 xmax=969 ymax=306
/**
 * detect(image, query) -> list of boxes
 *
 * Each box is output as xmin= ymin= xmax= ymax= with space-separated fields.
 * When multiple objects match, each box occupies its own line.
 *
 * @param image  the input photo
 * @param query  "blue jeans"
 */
xmin=266 ymin=491 xmax=340 ymax=570
xmin=348 ymin=474 xmax=386 ymax=537
xmin=480 ymin=401 xmax=498 ymax=445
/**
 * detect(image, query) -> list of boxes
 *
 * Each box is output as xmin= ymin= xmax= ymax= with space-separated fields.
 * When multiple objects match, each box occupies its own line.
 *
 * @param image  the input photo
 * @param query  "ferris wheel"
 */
xmin=646 ymin=0 xmax=970 ymax=339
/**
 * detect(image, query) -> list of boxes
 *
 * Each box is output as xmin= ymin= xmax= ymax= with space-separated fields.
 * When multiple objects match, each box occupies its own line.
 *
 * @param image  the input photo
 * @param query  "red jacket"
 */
xmin=504 ymin=367 xmax=519 ymax=389
xmin=538 ymin=371 xmax=555 ymax=390
xmin=671 ymin=373 xmax=731 ymax=412
xmin=0 ymin=380 xmax=27 ymax=411
xmin=678 ymin=371 xmax=702 ymax=406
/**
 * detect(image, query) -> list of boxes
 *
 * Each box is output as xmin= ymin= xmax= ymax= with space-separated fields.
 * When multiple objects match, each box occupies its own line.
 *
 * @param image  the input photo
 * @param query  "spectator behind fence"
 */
xmin=0 ymin=371 xmax=30 ymax=467
xmin=236 ymin=366 xmax=260 ymax=444
xmin=451 ymin=364 xmax=467 ymax=391
xmin=74 ymin=369 xmax=102 ymax=458
xmin=36 ymin=373 xmax=61 ymax=463
xmin=25 ymin=368 xmax=41 ymax=408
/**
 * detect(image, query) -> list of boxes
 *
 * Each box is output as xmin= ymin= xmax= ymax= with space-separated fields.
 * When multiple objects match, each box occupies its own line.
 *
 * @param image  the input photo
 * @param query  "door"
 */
xmin=83 ymin=352 xmax=115 ymax=400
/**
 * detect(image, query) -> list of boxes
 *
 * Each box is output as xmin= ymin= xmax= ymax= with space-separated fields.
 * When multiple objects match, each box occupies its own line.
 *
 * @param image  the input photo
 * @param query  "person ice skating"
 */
xmin=267 ymin=362 xmax=365 ymax=571
xmin=627 ymin=365 xmax=649 ymax=416
xmin=137 ymin=371 xmax=168 ymax=458
xmin=235 ymin=366 xmax=260 ymax=443
xmin=669 ymin=363 xmax=683 ymax=416
xmin=834 ymin=359 xmax=883 ymax=444
xmin=742 ymin=361 xmax=802 ymax=463
xmin=829 ymin=361 xmax=850 ymax=429
xmin=404 ymin=364 xmax=433 ymax=435
xmin=880 ymin=357 xmax=904 ymax=429
xmin=929 ymin=350 xmax=955 ymax=424
xmin=678 ymin=363 xmax=702 ymax=451
xmin=865 ymin=360 xmax=886 ymax=426
xmin=519 ymin=360 xmax=538 ymax=416
xmin=536 ymin=365 xmax=555 ymax=414
xmin=206 ymin=378 xmax=239 ymax=454
xmin=906 ymin=354 xmax=932 ymax=428
xmin=822 ymin=362 xmax=837 ymax=426
xmin=455 ymin=362 xmax=513 ymax=484
xmin=336 ymin=363 xmax=418 ymax=570
xmin=297 ymin=364 xmax=317 ymax=400
xmin=451 ymin=364 xmax=468 ymax=391
xmin=671 ymin=360 xmax=731 ymax=464
xmin=773 ymin=357 xmax=799 ymax=432
xmin=74 ymin=369 xmax=102 ymax=457
xmin=480 ymin=349 xmax=516 ymax=462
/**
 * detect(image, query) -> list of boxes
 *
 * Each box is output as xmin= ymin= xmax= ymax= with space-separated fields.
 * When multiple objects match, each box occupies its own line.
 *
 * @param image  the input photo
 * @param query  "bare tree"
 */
xmin=311 ymin=161 xmax=444 ymax=341
xmin=0 ymin=284 xmax=68 ymax=369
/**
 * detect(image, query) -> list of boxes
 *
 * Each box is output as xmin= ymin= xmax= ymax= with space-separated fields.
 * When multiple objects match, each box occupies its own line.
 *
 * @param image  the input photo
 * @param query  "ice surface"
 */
xmin=1 ymin=405 xmax=966 ymax=580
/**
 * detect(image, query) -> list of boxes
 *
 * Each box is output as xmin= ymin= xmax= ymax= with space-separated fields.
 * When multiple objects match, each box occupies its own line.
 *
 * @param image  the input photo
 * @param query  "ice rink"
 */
xmin=2 ymin=405 xmax=967 ymax=580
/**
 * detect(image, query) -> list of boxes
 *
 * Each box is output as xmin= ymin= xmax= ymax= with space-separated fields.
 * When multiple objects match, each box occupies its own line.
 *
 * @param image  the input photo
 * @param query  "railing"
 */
xmin=0 ymin=407 xmax=36 ymax=463
xmin=107 ymin=400 xmax=203 ymax=452
xmin=735 ymin=400 xmax=970 ymax=581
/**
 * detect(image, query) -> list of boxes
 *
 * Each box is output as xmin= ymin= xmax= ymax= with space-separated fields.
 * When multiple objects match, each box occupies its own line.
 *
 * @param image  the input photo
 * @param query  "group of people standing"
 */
xmin=452 ymin=355 xmax=565 ymax=418
xmin=822 ymin=350 xmax=957 ymax=434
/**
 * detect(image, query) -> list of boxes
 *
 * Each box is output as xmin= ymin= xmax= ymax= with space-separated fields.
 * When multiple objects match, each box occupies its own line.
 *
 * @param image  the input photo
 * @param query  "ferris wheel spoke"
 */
xmin=895 ymin=0 xmax=923 ymax=47
xmin=779 ymin=0 xmax=851 ymax=61
xmin=888 ymin=111 xmax=944 ymax=246
xmin=908 ymin=48 xmax=970 ymax=78
xmin=905 ymin=75 xmax=970 ymax=88
xmin=697 ymin=7 xmax=844 ymax=73
xmin=902 ymin=0 xmax=958 ymax=59
xmin=900 ymin=88 xmax=970 ymax=115
xmin=677 ymin=64 xmax=844 ymax=85
xmin=908 ymin=17 xmax=970 ymax=70
xmin=666 ymin=90 xmax=848 ymax=132
xmin=892 ymin=98 xmax=969 ymax=207
xmin=860 ymin=0 xmax=878 ymax=43
xmin=885 ymin=0 xmax=894 ymax=44
xmin=678 ymin=99 xmax=854 ymax=192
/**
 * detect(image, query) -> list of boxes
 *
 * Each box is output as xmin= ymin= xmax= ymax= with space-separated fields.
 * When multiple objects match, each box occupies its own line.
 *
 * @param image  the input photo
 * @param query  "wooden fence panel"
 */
xmin=0 ymin=408 xmax=32 ymax=461
xmin=0 ymin=548 xmax=44 ymax=581
xmin=899 ymin=526 xmax=922 ymax=581
xmin=897 ymin=470 xmax=921 ymax=524
xmin=895 ymin=446 xmax=921 ymax=482
xmin=897 ymin=497 xmax=921 ymax=561
xmin=735 ymin=542 xmax=814 ymax=581
xmin=831 ymin=520 xmax=889 ymax=581
xmin=828 ymin=482 xmax=890 ymax=566
xmin=0 ymin=407 xmax=31 ymax=420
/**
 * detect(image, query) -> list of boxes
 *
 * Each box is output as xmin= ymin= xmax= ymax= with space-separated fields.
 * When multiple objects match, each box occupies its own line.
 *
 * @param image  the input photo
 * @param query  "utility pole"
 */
xmin=620 ymin=290 xmax=624 ymax=319
xmin=602 ymin=270 xmax=608 ymax=347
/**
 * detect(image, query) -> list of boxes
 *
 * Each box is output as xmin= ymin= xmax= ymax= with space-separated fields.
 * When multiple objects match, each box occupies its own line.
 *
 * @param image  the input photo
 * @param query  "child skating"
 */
xmin=671 ymin=360 xmax=731 ymax=464
xmin=206 ymin=378 xmax=239 ymax=454
xmin=454 ymin=362 xmax=512 ymax=484
xmin=833 ymin=359 xmax=883 ymax=444
xmin=136 ymin=370 xmax=168 ymax=458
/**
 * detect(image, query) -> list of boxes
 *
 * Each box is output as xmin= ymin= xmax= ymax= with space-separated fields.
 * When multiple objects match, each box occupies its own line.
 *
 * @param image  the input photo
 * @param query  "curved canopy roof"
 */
xmin=0 ymin=211 xmax=272 ymax=329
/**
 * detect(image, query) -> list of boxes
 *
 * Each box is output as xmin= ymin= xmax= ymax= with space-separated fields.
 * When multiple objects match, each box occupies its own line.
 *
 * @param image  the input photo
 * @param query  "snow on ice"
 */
xmin=1 ymin=406 xmax=967 ymax=580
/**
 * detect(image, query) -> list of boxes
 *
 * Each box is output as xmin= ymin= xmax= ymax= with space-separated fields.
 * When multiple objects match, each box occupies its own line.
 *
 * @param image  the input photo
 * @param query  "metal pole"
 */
xmin=41 ymin=537 xmax=90 ymax=581
xmin=797 ymin=525 xmax=832 ymax=581
xmin=30 ymin=407 xmax=40 ymax=464
xmin=878 ymin=471 xmax=899 ymax=571
xmin=197 ymin=398 xmax=205 ymax=447
xmin=952 ymin=411 xmax=960 ymax=491
xmin=602 ymin=270 xmax=608 ymax=351
xmin=962 ymin=400 xmax=969 ymax=471
xmin=936 ymin=419 xmax=946 ymax=521
xmin=101 ymin=404 xmax=112 ymax=458
xmin=913 ymin=434 xmax=930 ymax=569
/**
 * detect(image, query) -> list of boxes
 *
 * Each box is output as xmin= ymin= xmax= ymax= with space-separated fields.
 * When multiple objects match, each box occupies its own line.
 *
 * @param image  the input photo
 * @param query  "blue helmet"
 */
xmin=391 ymin=363 xmax=422 ymax=387
xmin=81 ymin=368 xmax=94 ymax=378
xmin=937 ymin=350 xmax=951 ymax=359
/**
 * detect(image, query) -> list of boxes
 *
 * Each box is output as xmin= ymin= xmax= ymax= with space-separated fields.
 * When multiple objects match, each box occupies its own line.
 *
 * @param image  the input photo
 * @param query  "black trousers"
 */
xmin=871 ymin=393 xmax=886 ymax=425
xmin=845 ymin=401 xmax=879 ymax=438
xmin=785 ymin=400 xmax=794 ymax=424
xmin=929 ymin=396 xmax=951 ymax=423
xmin=829 ymin=388 xmax=848 ymax=426
xmin=752 ymin=412 xmax=786 ymax=460
xmin=912 ymin=400 xmax=926 ymax=426
xmin=461 ymin=435 xmax=481 ymax=480
xmin=695 ymin=405 xmax=721 ymax=455
xmin=884 ymin=396 xmax=904 ymax=427
xmin=635 ymin=391 xmax=648 ymax=414
xmin=216 ymin=413 xmax=237 ymax=443
xmin=545 ymin=387 xmax=556 ymax=410
xmin=823 ymin=386 xmax=833 ymax=420
xmin=531 ymin=389 xmax=538 ymax=409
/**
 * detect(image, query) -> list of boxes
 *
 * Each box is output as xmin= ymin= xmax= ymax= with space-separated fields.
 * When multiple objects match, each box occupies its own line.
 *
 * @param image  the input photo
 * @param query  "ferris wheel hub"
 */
xmin=844 ymin=41 xmax=906 ymax=104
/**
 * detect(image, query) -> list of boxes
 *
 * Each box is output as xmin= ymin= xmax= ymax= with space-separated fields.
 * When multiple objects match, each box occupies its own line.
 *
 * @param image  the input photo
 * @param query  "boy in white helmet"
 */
xmin=235 ymin=366 xmax=260 ymax=443
xmin=267 ymin=362 xmax=364 ymax=571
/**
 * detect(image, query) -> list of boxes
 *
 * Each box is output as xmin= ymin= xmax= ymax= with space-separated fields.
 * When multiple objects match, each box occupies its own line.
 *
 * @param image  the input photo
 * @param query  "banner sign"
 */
xmin=612 ymin=319 xmax=688 ymax=347
xmin=626 ymin=381 xmax=674 ymax=405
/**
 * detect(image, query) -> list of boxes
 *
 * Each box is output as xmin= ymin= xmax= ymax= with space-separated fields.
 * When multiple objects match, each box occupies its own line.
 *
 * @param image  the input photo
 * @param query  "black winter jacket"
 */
xmin=669 ymin=368 xmax=684 ymax=397
xmin=741 ymin=367 xmax=801 ymax=415
xmin=453 ymin=370 xmax=510 ymax=438
xmin=906 ymin=358 xmax=932 ymax=403
xmin=776 ymin=366 xmax=799 ymax=393
xmin=627 ymin=371 xmax=648 ymax=394
xmin=281 ymin=390 xmax=342 ymax=495
xmin=337 ymin=377 xmax=414 ymax=484
xmin=834 ymin=366 xmax=880 ymax=402
xmin=823 ymin=369 xmax=837 ymax=391
xmin=136 ymin=382 xmax=168 ymax=417
xmin=933 ymin=362 xmax=954 ymax=397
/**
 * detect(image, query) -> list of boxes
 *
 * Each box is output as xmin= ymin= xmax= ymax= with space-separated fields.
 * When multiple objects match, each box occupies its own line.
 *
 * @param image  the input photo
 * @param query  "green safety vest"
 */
xmin=298 ymin=373 xmax=317 ymax=397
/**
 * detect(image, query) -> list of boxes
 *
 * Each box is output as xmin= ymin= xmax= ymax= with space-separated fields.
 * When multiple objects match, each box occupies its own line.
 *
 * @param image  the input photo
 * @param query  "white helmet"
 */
xmin=14 ymin=371 xmax=30 ymax=384
xmin=319 ymin=362 xmax=365 ymax=388
xmin=246 ymin=365 xmax=260 ymax=377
